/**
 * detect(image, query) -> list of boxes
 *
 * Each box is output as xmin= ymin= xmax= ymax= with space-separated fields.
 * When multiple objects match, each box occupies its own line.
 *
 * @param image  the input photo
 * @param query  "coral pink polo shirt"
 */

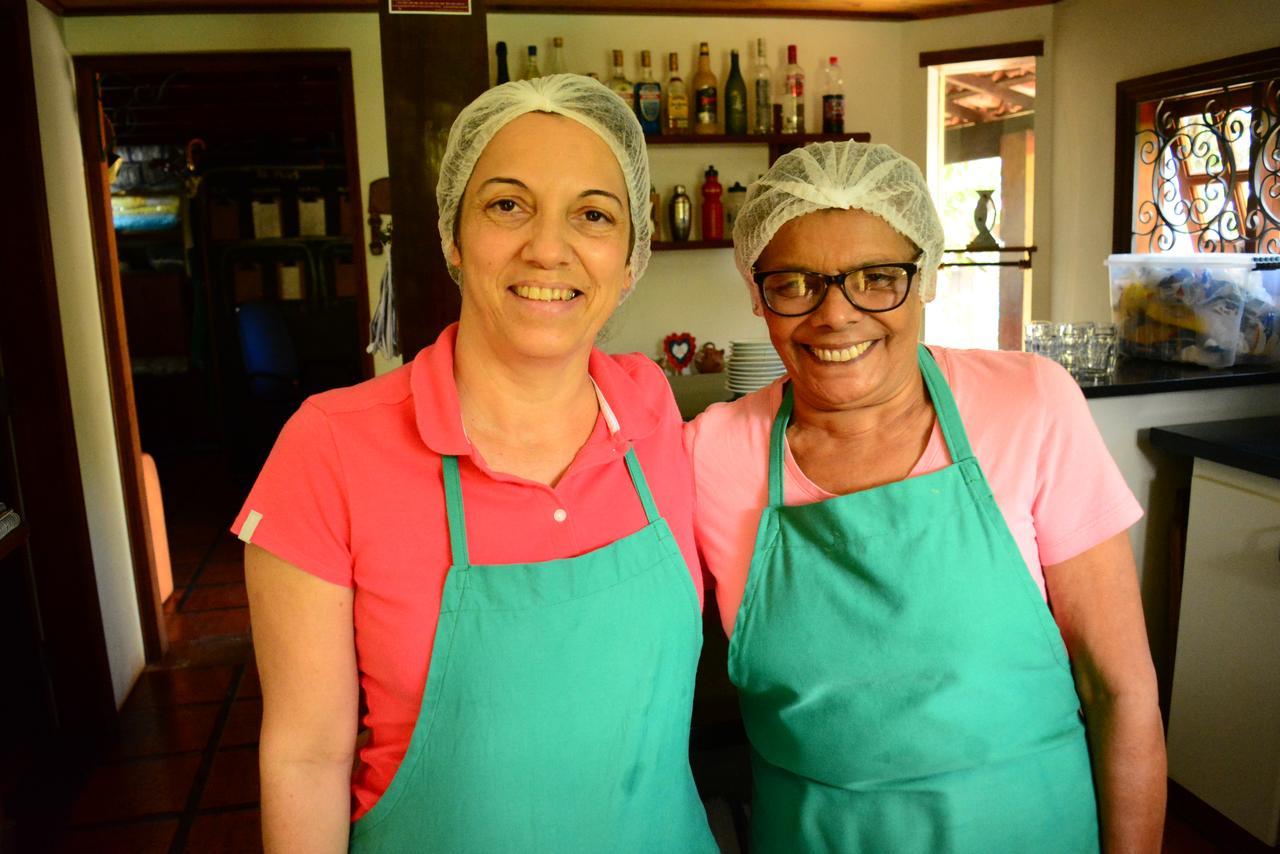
xmin=231 ymin=323 xmax=701 ymax=819
xmin=685 ymin=346 xmax=1144 ymax=637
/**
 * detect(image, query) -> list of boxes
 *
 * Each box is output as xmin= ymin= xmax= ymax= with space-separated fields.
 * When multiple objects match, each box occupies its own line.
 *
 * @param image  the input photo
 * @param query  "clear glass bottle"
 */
xmin=546 ymin=36 xmax=566 ymax=75
xmin=608 ymin=49 xmax=635 ymax=111
xmin=724 ymin=49 xmax=748 ymax=136
xmin=524 ymin=45 xmax=541 ymax=80
xmin=495 ymin=41 xmax=510 ymax=86
xmin=752 ymin=37 xmax=772 ymax=134
xmin=782 ymin=44 xmax=805 ymax=134
xmin=634 ymin=50 xmax=662 ymax=135
xmin=822 ymin=56 xmax=845 ymax=133
xmin=692 ymin=42 xmax=719 ymax=135
xmin=665 ymin=52 xmax=690 ymax=134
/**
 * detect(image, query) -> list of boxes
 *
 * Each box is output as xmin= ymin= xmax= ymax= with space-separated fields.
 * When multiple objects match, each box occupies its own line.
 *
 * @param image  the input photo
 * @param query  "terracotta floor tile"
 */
xmin=55 ymin=818 xmax=178 ymax=853
xmin=69 ymin=754 xmax=201 ymax=823
xmin=219 ymin=698 xmax=262 ymax=748
xmin=186 ymin=807 xmax=263 ymax=854
xmin=199 ymin=745 xmax=260 ymax=809
xmin=237 ymin=660 xmax=262 ymax=700
xmin=210 ymin=534 xmax=246 ymax=565
xmin=182 ymin=582 xmax=249 ymax=612
xmin=160 ymin=635 xmax=254 ymax=670
xmin=105 ymin=702 xmax=221 ymax=759
xmin=197 ymin=558 xmax=245 ymax=585
xmin=168 ymin=609 xmax=251 ymax=643
xmin=127 ymin=664 xmax=236 ymax=707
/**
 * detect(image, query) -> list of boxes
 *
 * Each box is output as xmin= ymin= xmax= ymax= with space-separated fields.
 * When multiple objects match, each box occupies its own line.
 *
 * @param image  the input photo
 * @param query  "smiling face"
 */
xmin=756 ymin=207 xmax=923 ymax=412
xmin=450 ymin=112 xmax=632 ymax=363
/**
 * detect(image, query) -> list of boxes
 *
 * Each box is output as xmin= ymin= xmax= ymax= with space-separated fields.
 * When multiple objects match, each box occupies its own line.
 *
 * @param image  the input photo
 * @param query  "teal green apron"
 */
xmin=350 ymin=418 xmax=717 ymax=852
xmin=728 ymin=345 xmax=1099 ymax=853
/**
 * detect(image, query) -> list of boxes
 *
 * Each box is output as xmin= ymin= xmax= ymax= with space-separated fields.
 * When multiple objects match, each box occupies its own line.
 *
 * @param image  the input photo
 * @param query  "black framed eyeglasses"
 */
xmin=752 ymin=262 xmax=918 ymax=317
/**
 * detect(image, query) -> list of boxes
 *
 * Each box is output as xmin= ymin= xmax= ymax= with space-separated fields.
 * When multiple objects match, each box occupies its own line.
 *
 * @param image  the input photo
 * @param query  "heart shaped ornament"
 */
xmin=662 ymin=332 xmax=697 ymax=374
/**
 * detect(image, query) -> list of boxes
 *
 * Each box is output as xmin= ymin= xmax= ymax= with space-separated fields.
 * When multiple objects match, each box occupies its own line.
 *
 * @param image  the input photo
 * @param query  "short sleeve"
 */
xmin=1030 ymin=357 xmax=1143 ymax=566
xmin=230 ymin=400 xmax=354 ymax=587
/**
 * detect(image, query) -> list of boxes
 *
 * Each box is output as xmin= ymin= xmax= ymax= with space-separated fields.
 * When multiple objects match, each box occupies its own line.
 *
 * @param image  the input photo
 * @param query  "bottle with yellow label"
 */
xmin=665 ymin=52 xmax=690 ymax=134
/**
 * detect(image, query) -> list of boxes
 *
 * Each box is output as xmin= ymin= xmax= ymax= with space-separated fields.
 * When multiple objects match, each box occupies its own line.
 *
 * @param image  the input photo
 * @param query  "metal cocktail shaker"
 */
xmin=669 ymin=185 xmax=692 ymax=241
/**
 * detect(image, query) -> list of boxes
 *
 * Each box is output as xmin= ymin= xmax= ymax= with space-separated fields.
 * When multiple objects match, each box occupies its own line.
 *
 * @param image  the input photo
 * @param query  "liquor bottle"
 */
xmin=669 ymin=185 xmax=692 ymax=241
xmin=692 ymin=42 xmax=719 ymax=135
xmin=665 ymin=52 xmax=690 ymax=134
xmin=524 ymin=45 xmax=541 ymax=80
xmin=752 ymin=37 xmax=772 ymax=135
xmin=547 ymin=36 xmax=566 ymax=75
xmin=701 ymin=165 xmax=724 ymax=240
xmin=724 ymin=49 xmax=748 ymax=136
xmin=495 ymin=41 xmax=510 ymax=85
xmin=782 ymin=44 xmax=805 ymax=134
xmin=822 ymin=56 xmax=845 ymax=133
xmin=608 ymin=49 xmax=635 ymax=111
xmin=634 ymin=50 xmax=662 ymax=135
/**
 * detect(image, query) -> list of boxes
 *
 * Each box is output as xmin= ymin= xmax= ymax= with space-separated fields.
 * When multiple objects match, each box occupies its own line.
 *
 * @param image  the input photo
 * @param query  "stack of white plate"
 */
xmin=727 ymin=340 xmax=786 ymax=395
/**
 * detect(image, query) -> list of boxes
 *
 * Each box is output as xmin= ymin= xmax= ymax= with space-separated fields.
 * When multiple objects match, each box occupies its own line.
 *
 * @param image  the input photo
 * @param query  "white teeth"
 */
xmin=515 ymin=285 xmax=576 ymax=301
xmin=811 ymin=341 xmax=873 ymax=362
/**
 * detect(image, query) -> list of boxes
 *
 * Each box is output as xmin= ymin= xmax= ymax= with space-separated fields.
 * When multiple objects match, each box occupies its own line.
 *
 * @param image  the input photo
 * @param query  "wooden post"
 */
xmin=998 ymin=128 xmax=1032 ymax=349
xmin=379 ymin=1 xmax=490 ymax=360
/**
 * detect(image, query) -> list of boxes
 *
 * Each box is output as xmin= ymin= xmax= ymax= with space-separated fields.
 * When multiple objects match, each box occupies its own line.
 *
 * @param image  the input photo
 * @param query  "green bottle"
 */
xmin=724 ymin=49 xmax=748 ymax=136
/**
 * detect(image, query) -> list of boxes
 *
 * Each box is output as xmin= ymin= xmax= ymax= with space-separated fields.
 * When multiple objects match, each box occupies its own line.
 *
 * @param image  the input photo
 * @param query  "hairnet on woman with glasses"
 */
xmin=685 ymin=140 xmax=1165 ymax=852
xmin=236 ymin=74 xmax=718 ymax=853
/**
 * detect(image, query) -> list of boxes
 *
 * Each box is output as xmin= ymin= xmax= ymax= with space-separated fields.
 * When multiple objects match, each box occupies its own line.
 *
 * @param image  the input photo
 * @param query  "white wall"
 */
xmin=62 ymin=12 xmax=399 ymax=375
xmin=27 ymin=0 xmax=143 ymax=708
xmin=489 ymin=13 xmax=906 ymax=358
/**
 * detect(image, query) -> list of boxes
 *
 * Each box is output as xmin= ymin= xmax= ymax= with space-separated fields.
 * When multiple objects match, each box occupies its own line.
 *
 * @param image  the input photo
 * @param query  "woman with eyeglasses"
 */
xmin=685 ymin=142 xmax=1165 ymax=853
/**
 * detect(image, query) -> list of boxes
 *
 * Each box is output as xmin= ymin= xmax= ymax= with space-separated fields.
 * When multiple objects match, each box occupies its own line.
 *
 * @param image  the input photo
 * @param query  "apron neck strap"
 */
xmin=441 ymin=455 xmax=469 ymax=567
xmin=622 ymin=447 xmax=662 ymax=524
xmin=766 ymin=346 xmax=975 ymax=507
xmin=769 ymin=384 xmax=796 ymax=507
xmin=916 ymin=344 xmax=974 ymax=463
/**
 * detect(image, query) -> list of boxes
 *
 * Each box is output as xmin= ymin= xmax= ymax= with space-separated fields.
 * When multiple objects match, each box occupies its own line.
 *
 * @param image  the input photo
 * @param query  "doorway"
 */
xmin=73 ymin=52 xmax=372 ymax=662
xmin=924 ymin=50 xmax=1037 ymax=350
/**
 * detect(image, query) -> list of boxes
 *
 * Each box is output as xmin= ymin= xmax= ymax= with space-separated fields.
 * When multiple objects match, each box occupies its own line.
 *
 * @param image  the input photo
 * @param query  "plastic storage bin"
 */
xmin=1237 ymin=256 xmax=1280 ymax=364
xmin=1107 ymin=253 xmax=1254 ymax=368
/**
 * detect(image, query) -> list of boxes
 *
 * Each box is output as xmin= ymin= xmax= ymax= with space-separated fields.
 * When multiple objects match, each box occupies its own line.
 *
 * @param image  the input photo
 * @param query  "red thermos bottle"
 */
xmin=701 ymin=165 xmax=724 ymax=240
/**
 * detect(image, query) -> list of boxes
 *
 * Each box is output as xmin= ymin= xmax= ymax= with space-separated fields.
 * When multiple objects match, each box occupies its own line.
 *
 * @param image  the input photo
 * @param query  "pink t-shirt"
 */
xmin=231 ymin=323 xmax=702 ymax=819
xmin=684 ymin=346 xmax=1143 ymax=637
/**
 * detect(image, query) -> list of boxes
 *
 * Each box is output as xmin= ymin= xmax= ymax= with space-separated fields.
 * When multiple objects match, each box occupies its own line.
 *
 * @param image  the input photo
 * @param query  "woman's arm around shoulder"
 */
xmin=1044 ymin=532 xmax=1166 ymax=854
xmin=246 ymin=544 xmax=359 ymax=854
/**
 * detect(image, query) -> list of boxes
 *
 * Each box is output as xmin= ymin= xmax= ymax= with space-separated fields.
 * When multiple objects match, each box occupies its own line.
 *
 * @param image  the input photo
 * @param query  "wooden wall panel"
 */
xmin=379 ymin=3 xmax=489 ymax=359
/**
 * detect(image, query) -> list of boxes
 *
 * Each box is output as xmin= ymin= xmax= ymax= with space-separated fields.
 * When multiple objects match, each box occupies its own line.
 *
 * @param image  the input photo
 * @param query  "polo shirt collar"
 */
xmin=411 ymin=322 xmax=664 ymax=457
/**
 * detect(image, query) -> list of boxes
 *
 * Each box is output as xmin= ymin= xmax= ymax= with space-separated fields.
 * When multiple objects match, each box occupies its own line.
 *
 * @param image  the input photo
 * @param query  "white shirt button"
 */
xmin=553 ymin=508 xmax=568 ymax=523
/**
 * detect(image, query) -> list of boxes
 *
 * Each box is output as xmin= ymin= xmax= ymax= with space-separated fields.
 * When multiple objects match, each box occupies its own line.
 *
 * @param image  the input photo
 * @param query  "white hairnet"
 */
xmin=733 ymin=141 xmax=945 ymax=304
xmin=437 ymin=73 xmax=651 ymax=292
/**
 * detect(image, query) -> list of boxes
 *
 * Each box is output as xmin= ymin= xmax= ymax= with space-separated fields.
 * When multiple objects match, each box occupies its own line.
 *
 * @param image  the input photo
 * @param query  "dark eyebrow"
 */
xmin=479 ymin=177 xmax=528 ymax=190
xmin=580 ymin=189 xmax=624 ymax=207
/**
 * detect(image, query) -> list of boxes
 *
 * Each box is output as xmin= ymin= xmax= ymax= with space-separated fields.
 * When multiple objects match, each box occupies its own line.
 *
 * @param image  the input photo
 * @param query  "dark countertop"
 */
xmin=1149 ymin=416 xmax=1280 ymax=479
xmin=1076 ymin=358 xmax=1280 ymax=399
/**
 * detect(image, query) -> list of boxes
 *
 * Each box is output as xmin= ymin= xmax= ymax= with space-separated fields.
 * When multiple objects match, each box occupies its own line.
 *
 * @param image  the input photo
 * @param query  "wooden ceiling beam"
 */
xmin=946 ymin=102 xmax=988 ymax=125
xmin=53 ymin=0 xmax=1058 ymax=19
xmin=949 ymin=72 xmax=1035 ymax=109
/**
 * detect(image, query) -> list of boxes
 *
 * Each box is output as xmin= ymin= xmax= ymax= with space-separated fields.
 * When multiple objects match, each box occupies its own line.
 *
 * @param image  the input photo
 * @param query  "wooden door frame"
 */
xmin=72 ymin=50 xmax=373 ymax=663
xmin=3 ymin=0 xmax=117 ymax=745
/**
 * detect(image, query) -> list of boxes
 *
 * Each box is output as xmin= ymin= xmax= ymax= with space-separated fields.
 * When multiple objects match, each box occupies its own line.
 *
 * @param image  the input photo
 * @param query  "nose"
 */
xmin=809 ymin=278 xmax=864 ymax=327
xmin=520 ymin=212 xmax=573 ymax=269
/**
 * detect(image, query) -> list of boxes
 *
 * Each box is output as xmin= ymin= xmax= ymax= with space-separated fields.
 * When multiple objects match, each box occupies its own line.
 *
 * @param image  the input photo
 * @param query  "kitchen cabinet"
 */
xmin=1165 ymin=457 xmax=1280 ymax=846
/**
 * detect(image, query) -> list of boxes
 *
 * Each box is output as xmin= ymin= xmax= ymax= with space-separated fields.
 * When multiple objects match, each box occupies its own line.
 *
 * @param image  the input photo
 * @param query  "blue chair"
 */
xmin=235 ymin=302 xmax=300 ymax=402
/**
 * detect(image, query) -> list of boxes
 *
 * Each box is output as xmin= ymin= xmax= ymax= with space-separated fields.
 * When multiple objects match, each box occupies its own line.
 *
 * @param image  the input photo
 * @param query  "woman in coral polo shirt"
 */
xmin=233 ymin=76 xmax=716 ymax=853
xmin=684 ymin=142 xmax=1166 ymax=853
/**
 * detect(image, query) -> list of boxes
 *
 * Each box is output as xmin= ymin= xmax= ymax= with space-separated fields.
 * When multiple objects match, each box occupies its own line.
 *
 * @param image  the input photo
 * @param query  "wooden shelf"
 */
xmin=652 ymin=239 xmax=733 ymax=251
xmin=0 ymin=520 xmax=30 ymax=562
xmin=645 ymin=132 xmax=871 ymax=146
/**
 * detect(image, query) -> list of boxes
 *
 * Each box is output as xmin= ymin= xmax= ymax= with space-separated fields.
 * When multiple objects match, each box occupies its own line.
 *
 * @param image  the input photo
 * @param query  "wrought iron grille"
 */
xmin=1126 ymin=74 xmax=1279 ymax=254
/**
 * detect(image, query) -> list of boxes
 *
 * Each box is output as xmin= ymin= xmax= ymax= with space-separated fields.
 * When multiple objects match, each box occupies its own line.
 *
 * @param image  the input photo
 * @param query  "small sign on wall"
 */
xmin=389 ymin=0 xmax=471 ymax=13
